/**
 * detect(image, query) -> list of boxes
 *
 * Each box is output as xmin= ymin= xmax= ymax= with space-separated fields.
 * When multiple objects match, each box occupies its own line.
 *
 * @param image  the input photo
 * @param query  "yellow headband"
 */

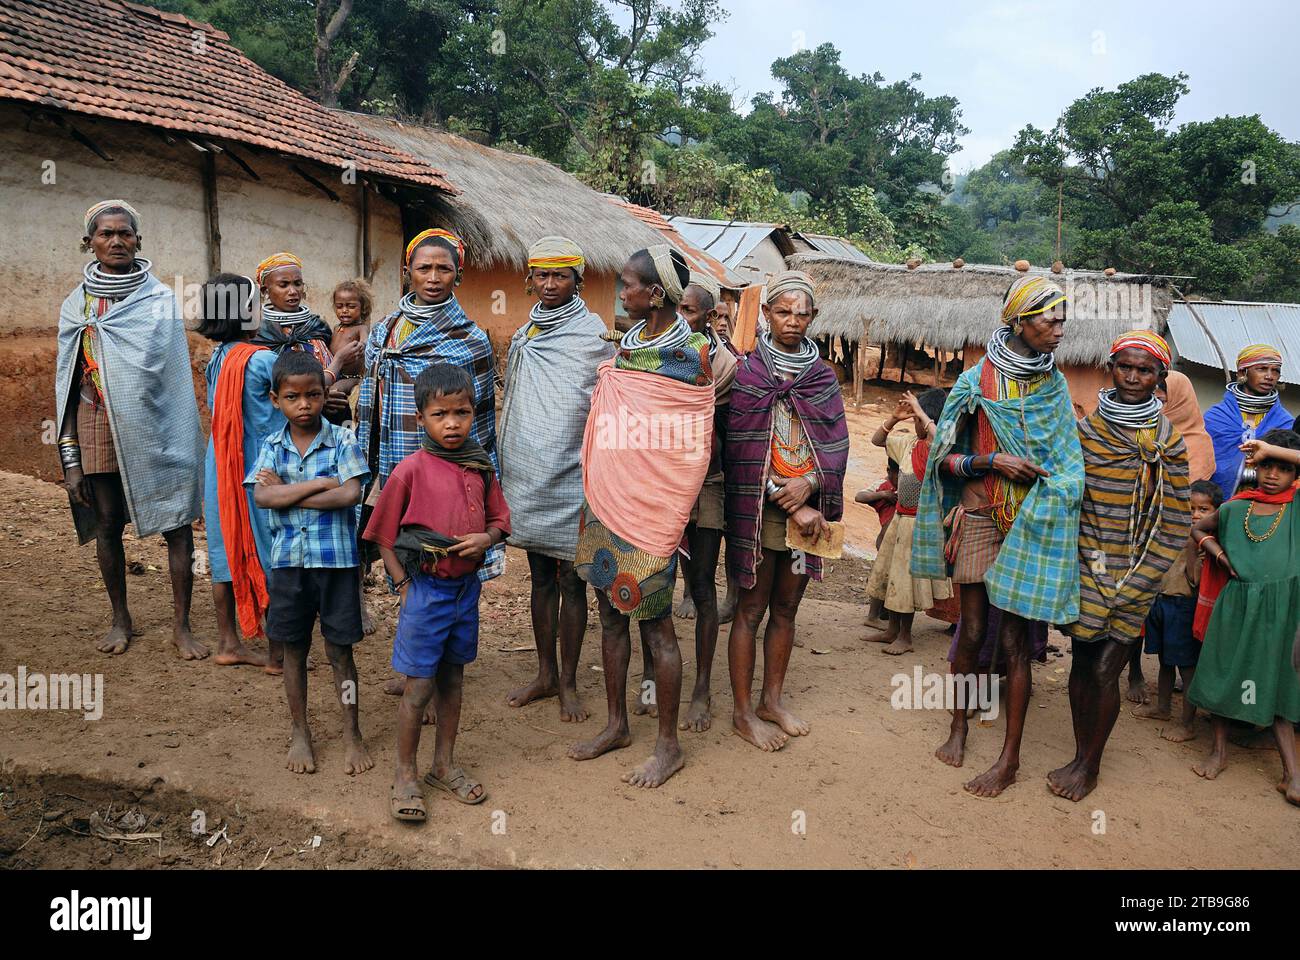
xmin=255 ymin=252 xmax=303 ymax=286
xmin=527 ymin=235 xmax=585 ymax=276
xmin=406 ymin=228 xmax=465 ymax=269
xmin=1237 ymin=343 xmax=1282 ymax=371
xmin=1001 ymin=275 xmax=1066 ymax=325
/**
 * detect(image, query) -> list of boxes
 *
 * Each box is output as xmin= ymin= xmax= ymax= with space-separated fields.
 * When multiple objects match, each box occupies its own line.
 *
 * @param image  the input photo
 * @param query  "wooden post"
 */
xmin=876 ymin=341 xmax=886 ymax=380
xmin=360 ymin=182 xmax=372 ymax=281
xmin=854 ymin=327 xmax=864 ymax=407
xmin=933 ymin=348 xmax=941 ymax=385
xmin=202 ymin=151 xmax=221 ymax=276
xmin=899 ymin=342 xmax=910 ymax=383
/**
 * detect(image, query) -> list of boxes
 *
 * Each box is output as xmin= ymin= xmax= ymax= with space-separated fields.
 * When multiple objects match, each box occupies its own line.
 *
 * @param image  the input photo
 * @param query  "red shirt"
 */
xmin=363 ymin=449 xmax=511 ymax=579
xmin=872 ymin=478 xmax=897 ymax=527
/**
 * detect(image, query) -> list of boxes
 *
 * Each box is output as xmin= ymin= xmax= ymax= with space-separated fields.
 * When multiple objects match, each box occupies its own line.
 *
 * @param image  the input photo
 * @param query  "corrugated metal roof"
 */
xmin=603 ymin=198 xmax=749 ymax=289
xmin=666 ymin=217 xmax=785 ymax=270
xmin=801 ymin=234 xmax=870 ymax=262
xmin=1167 ymin=301 xmax=1300 ymax=385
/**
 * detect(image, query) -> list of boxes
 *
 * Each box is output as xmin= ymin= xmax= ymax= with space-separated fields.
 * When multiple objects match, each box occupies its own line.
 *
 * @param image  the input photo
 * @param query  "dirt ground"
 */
xmin=1 ymin=386 xmax=1297 ymax=869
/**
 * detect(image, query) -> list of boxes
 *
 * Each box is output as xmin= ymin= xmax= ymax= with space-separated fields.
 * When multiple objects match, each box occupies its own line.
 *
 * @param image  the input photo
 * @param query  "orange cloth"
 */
xmin=1162 ymin=371 xmax=1216 ymax=482
xmin=580 ymin=359 xmax=714 ymax=557
xmin=214 ymin=342 xmax=271 ymax=638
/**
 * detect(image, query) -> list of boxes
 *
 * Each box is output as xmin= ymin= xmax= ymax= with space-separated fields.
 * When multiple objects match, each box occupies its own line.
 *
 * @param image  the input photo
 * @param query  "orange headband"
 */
xmin=405 ymin=228 xmax=464 ymax=269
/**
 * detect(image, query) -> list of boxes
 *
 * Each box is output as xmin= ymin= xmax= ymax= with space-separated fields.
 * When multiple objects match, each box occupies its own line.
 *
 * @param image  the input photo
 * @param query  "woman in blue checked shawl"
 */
xmin=356 ymin=229 xmax=501 ymax=586
xmin=911 ymin=274 xmax=1084 ymax=799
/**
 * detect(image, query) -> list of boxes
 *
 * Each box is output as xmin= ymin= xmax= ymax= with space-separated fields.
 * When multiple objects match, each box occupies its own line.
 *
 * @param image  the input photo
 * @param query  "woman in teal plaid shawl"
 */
xmin=911 ymin=275 xmax=1084 ymax=798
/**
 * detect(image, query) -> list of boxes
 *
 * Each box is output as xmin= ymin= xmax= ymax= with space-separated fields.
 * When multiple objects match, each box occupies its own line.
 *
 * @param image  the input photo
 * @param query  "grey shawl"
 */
xmin=55 ymin=273 xmax=203 ymax=537
xmin=498 ymin=305 xmax=614 ymax=560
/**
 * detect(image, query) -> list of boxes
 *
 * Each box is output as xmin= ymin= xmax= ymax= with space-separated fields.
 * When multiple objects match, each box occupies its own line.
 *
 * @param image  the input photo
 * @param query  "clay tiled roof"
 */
xmin=0 ymin=0 xmax=457 ymax=193
xmin=605 ymin=196 xmax=748 ymax=290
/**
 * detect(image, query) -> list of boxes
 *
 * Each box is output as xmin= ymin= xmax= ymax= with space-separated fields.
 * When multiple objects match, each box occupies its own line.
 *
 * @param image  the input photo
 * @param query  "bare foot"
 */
xmin=934 ymin=725 xmax=967 ymax=767
xmin=1161 ymin=723 xmax=1197 ymax=743
xmin=1046 ymin=759 xmax=1095 ymax=802
xmin=679 ymin=693 xmax=712 ymax=733
xmin=965 ymin=759 xmax=1018 ymax=798
xmin=718 ymin=595 xmax=737 ymax=624
xmin=263 ymin=662 xmax=284 ymax=677
xmin=881 ymin=638 xmax=912 ymax=656
xmin=1192 ymin=749 xmax=1228 ymax=780
xmin=567 ymin=723 xmax=631 ymax=761
xmin=286 ymin=728 xmax=315 ymax=774
xmin=1277 ymin=779 xmax=1300 ymax=806
xmin=1230 ymin=728 xmax=1277 ymax=751
xmin=173 ymin=626 xmax=209 ymax=661
xmin=867 ymin=624 xmax=900 ymax=646
xmin=506 ymin=673 xmax=557 ymax=709
xmin=674 ymin=594 xmax=697 ymax=620
xmin=1125 ymin=677 xmax=1148 ymax=704
xmin=757 ymin=700 xmax=809 ymax=737
xmin=631 ymin=688 xmax=658 ymax=717
xmin=732 ymin=710 xmax=788 ymax=752
xmin=214 ymin=643 xmax=269 ymax=667
xmin=361 ymin=603 xmax=376 ymax=636
xmin=621 ymin=744 xmax=684 ymax=788
xmin=558 ymin=685 xmax=588 ymax=723
xmin=343 ymin=736 xmax=373 ymax=775
xmin=383 ymin=675 xmax=404 ymax=696
xmin=1131 ymin=702 xmax=1171 ymax=721
xmin=95 ymin=622 xmax=133 ymax=655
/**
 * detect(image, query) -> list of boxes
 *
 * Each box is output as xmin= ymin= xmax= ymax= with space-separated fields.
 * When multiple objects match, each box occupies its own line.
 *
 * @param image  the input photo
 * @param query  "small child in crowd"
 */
xmin=363 ymin=364 xmax=511 ymax=823
xmin=1133 ymin=479 xmax=1223 ymax=741
xmin=247 ymin=351 xmax=372 ymax=776
xmin=329 ymin=278 xmax=372 ymax=379
xmin=1187 ymin=429 xmax=1300 ymax=805
xmin=857 ymin=458 xmax=899 ymax=626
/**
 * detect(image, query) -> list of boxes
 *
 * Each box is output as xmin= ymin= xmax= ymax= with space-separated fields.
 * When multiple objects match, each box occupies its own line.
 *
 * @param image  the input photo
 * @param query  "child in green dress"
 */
xmin=1188 ymin=428 xmax=1300 ymax=806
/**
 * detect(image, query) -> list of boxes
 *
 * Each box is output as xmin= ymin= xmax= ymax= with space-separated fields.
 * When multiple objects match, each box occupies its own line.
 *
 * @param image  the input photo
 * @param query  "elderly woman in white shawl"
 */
xmin=498 ymin=236 xmax=615 ymax=722
xmin=54 ymin=200 xmax=205 ymax=658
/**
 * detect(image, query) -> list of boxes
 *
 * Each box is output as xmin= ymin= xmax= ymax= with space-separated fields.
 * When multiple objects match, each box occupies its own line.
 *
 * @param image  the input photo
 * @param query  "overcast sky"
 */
xmin=694 ymin=0 xmax=1300 ymax=173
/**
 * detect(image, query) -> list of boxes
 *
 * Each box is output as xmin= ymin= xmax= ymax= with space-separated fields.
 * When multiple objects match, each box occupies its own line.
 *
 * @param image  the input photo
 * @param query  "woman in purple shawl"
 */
xmin=724 ymin=270 xmax=848 ymax=752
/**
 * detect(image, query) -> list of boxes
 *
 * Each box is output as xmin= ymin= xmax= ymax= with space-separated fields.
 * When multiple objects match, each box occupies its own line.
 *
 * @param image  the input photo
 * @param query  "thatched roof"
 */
xmin=792 ymin=253 xmax=1176 ymax=366
xmin=337 ymin=110 xmax=663 ymax=273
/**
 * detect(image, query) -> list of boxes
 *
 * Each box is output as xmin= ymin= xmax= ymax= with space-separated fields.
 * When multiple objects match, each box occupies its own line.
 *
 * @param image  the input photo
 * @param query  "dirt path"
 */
xmin=1 ymin=427 xmax=1297 ymax=868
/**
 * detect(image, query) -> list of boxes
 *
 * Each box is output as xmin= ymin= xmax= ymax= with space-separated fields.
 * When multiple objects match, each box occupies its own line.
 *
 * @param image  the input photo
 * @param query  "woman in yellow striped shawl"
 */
xmin=1048 ymin=331 xmax=1191 ymax=802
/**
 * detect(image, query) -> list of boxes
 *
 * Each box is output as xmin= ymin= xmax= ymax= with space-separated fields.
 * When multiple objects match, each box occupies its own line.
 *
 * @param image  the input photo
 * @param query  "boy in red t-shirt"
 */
xmin=364 ymin=364 xmax=510 ymax=822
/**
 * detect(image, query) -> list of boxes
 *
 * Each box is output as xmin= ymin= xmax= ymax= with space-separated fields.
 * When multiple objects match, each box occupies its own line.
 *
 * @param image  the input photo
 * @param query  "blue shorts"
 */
xmin=1143 ymin=593 xmax=1199 ymax=668
xmin=392 ymin=573 xmax=481 ymax=678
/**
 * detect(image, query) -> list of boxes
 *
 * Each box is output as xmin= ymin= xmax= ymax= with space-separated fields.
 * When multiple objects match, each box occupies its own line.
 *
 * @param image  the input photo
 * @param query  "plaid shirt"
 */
xmin=245 ymin=421 xmax=370 ymax=569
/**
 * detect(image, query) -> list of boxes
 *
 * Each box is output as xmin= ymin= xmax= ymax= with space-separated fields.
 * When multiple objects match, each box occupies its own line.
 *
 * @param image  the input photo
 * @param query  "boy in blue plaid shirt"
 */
xmin=247 ymin=351 xmax=372 ymax=776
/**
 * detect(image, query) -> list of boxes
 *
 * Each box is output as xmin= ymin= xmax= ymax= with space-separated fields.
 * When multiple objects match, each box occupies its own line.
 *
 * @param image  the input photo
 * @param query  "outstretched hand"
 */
xmin=1239 ymin=438 xmax=1278 ymax=466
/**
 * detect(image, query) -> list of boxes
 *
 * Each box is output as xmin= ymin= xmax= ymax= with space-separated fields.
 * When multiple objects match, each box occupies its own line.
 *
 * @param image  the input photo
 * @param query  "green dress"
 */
xmin=1187 ymin=498 xmax=1300 ymax=724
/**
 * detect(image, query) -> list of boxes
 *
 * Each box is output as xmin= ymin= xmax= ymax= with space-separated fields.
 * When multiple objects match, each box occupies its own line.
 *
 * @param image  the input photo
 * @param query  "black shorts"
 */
xmin=266 ymin=567 xmax=363 ymax=647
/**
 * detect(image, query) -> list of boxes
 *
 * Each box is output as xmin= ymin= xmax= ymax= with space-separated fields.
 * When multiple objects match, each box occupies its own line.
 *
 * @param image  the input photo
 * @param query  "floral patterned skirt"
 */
xmin=575 ymin=501 xmax=677 ymax=621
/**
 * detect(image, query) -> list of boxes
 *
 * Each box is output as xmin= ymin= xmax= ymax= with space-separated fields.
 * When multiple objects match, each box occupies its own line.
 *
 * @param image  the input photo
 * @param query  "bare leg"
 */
xmin=211 ymin=581 xmax=269 ymax=666
xmin=718 ymin=536 xmax=738 ymax=624
xmin=729 ymin=548 xmax=788 ymax=751
xmin=965 ymin=609 xmax=1029 ymax=797
xmin=282 ymin=641 xmax=315 ymax=774
xmin=568 ymin=591 xmax=633 ymax=760
xmin=681 ymin=525 xmax=721 ymax=733
xmin=674 ymin=559 xmax=697 ymax=619
xmin=1193 ymin=716 xmax=1229 ymax=779
xmin=623 ymin=615 xmax=685 ymax=787
xmin=359 ymin=561 xmax=376 ymax=636
xmin=1133 ymin=663 xmax=1174 ymax=720
xmin=394 ymin=676 xmax=437 ymax=803
xmin=882 ymin=612 xmax=915 ymax=656
xmin=555 ymin=561 xmax=589 ymax=721
xmin=631 ymin=633 xmax=657 ymax=717
xmin=1125 ymin=644 xmax=1148 ymax=704
xmin=936 ymin=582 xmax=987 ymax=767
xmin=1162 ymin=665 xmax=1198 ymax=742
xmin=1271 ymin=715 xmax=1300 ymax=805
xmin=324 ymin=640 xmax=372 ymax=775
xmin=508 ymin=552 xmax=562 ymax=709
xmin=162 ymin=525 xmax=207 ymax=659
xmin=866 ymin=609 xmax=900 ymax=645
xmin=1048 ymin=637 xmax=1128 ymax=801
xmin=755 ymin=554 xmax=811 ymax=736
xmin=430 ymin=663 xmax=481 ymax=798
xmin=89 ymin=474 xmax=133 ymax=654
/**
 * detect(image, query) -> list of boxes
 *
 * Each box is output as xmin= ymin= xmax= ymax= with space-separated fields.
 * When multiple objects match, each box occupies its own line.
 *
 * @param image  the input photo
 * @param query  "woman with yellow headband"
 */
xmin=499 ymin=236 xmax=614 ymax=722
xmin=912 ymin=273 xmax=1085 ymax=798
xmin=1204 ymin=343 xmax=1293 ymax=496
xmin=251 ymin=252 xmax=359 ymax=423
